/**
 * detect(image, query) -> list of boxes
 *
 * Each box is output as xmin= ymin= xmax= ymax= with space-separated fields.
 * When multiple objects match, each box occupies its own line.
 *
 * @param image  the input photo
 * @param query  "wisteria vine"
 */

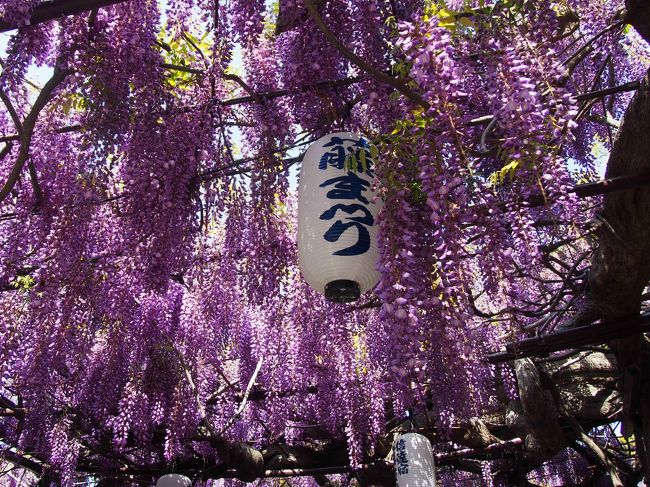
xmin=0 ymin=0 xmax=648 ymax=486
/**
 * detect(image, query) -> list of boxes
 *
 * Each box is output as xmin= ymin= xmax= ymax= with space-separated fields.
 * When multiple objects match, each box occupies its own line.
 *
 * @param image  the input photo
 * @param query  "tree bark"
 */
xmin=514 ymin=358 xmax=568 ymax=463
xmin=586 ymin=66 xmax=650 ymax=481
xmin=565 ymin=6 xmax=650 ymax=476
xmin=625 ymin=0 xmax=650 ymax=43
xmin=588 ymin=71 xmax=650 ymax=322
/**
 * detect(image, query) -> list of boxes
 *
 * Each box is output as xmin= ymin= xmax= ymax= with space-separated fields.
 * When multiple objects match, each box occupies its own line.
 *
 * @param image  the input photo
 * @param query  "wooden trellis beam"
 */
xmin=487 ymin=313 xmax=650 ymax=364
xmin=572 ymin=172 xmax=650 ymax=198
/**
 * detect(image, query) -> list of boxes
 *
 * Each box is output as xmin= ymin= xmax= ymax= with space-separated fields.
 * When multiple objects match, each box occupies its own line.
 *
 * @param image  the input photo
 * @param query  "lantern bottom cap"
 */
xmin=325 ymin=280 xmax=361 ymax=303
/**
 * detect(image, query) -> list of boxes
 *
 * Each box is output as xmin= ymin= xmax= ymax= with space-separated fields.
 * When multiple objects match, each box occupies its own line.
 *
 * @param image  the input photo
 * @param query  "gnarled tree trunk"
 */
xmin=586 ymin=58 xmax=650 ymax=481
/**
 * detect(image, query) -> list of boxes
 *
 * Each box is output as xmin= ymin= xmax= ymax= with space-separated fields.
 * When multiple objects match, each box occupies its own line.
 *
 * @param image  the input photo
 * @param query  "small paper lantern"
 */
xmin=393 ymin=433 xmax=437 ymax=487
xmin=297 ymin=132 xmax=381 ymax=303
xmin=156 ymin=474 xmax=192 ymax=487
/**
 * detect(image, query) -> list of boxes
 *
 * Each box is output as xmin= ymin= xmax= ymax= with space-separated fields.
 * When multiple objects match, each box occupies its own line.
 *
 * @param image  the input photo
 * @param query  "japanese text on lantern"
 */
xmin=318 ymin=136 xmax=375 ymax=257
xmin=395 ymin=438 xmax=409 ymax=475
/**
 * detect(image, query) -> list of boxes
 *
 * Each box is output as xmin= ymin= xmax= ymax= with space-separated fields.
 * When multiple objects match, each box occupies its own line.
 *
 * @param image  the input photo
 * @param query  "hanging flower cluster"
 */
xmin=0 ymin=0 xmax=645 ymax=485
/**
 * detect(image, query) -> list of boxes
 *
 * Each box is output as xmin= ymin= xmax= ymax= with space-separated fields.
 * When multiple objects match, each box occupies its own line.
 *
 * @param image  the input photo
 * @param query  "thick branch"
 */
xmin=0 ymin=0 xmax=128 ymax=32
xmin=541 ymin=370 xmax=623 ymax=486
xmin=514 ymin=358 xmax=567 ymax=463
xmin=301 ymin=0 xmax=430 ymax=109
xmin=0 ymin=142 xmax=12 ymax=161
xmin=583 ymin=65 xmax=650 ymax=480
xmin=223 ymin=74 xmax=264 ymax=105
xmin=219 ymin=75 xmax=363 ymax=107
xmin=0 ymin=65 xmax=68 ymax=204
xmin=0 ymin=89 xmax=24 ymax=131
xmin=1 ymin=89 xmax=44 ymax=207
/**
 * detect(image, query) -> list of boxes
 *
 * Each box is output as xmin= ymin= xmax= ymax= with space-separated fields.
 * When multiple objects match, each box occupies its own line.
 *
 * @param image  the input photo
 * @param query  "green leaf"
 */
xmin=370 ymin=143 xmax=379 ymax=160
xmin=489 ymin=158 xmax=520 ymax=186
xmin=11 ymin=275 xmax=35 ymax=290
xmin=359 ymin=148 xmax=367 ymax=174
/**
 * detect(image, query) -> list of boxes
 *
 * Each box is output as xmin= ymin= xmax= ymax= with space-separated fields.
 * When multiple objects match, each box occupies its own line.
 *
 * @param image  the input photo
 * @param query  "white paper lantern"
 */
xmin=393 ymin=433 xmax=437 ymax=487
xmin=156 ymin=474 xmax=192 ymax=487
xmin=297 ymin=132 xmax=381 ymax=302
